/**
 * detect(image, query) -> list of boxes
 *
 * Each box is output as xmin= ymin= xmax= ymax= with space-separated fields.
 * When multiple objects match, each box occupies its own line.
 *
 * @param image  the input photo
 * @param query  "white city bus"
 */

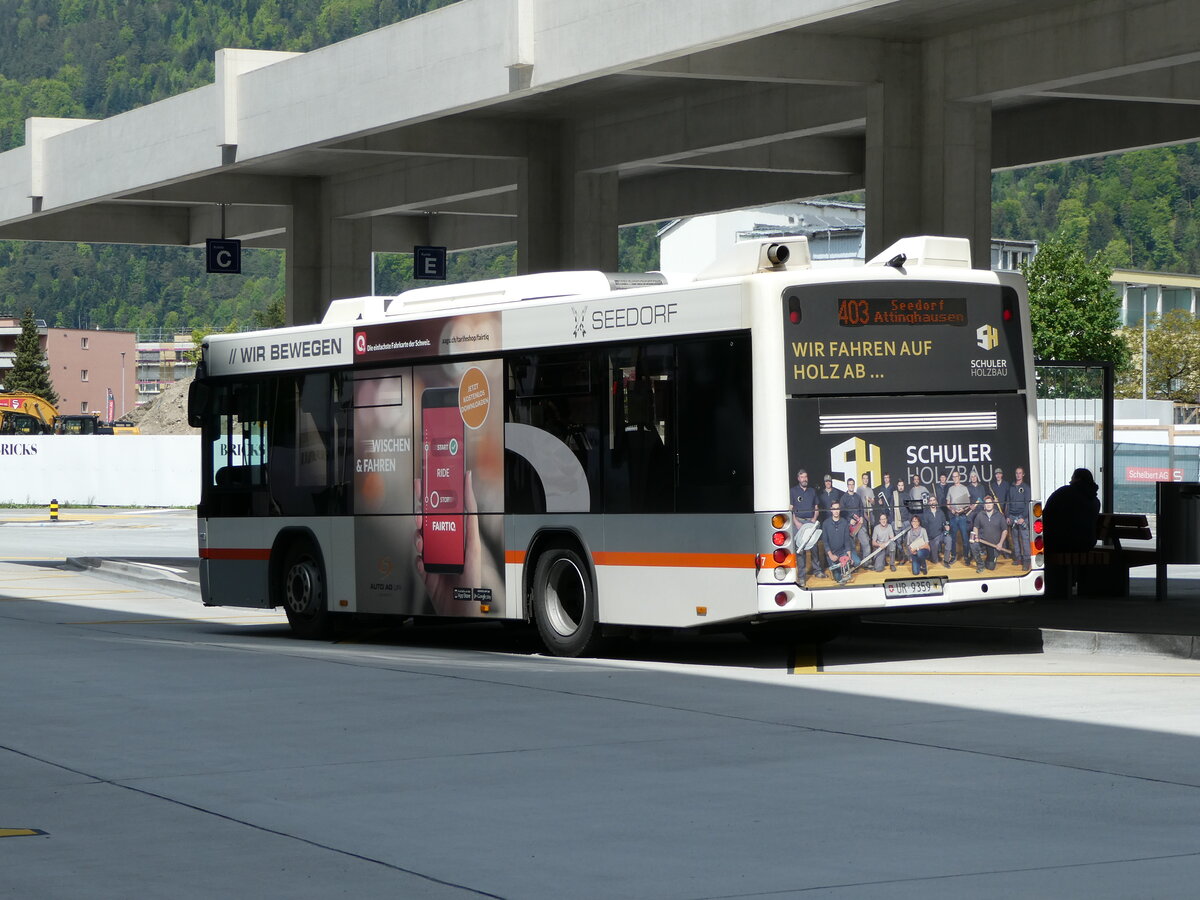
xmin=188 ymin=235 xmax=1044 ymax=656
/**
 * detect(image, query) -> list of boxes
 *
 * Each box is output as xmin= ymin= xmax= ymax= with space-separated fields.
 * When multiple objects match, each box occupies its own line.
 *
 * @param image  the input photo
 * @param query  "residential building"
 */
xmin=136 ymin=332 xmax=197 ymax=404
xmin=1113 ymin=271 xmax=1200 ymax=327
xmin=1 ymin=317 xmax=138 ymax=417
xmin=0 ymin=315 xmax=48 ymax=387
xmin=48 ymin=327 xmax=138 ymax=418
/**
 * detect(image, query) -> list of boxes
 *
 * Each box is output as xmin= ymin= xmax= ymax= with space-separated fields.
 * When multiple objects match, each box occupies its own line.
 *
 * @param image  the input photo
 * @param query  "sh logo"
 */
xmin=571 ymin=306 xmax=589 ymax=340
xmin=976 ymin=324 xmax=999 ymax=351
xmin=829 ymin=436 xmax=882 ymax=492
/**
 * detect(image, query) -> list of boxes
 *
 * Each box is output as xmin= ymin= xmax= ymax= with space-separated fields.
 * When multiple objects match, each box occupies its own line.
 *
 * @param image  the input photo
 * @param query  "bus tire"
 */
xmin=279 ymin=540 xmax=333 ymax=639
xmin=531 ymin=547 xmax=601 ymax=658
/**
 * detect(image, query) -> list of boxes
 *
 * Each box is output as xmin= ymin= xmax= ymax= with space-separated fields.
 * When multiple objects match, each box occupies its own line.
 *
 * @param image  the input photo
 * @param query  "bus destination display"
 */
xmin=783 ymin=281 xmax=1023 ymax=395
xmin=837 ymin=297 xmax=968 ymax=328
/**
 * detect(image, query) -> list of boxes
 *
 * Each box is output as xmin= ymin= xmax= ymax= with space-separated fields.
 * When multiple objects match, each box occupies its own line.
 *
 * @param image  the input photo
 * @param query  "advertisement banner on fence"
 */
xmin=1125 ymin=466 xmax=1185 ymax=483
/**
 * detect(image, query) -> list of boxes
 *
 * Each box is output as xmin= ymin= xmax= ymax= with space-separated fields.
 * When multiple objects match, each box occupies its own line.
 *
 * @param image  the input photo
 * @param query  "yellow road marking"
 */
xmin=789 ymin=644 xmax=822 ymax=674
xmin=4 ymin=592 xmax=142 ymax=601
xmin=0 ymin=829 xmax=45 ymax=838
xmin=801 ymin=670 xmax=1200 ymax=677
xmin=0 ymin=573 xmax=77 ymax=580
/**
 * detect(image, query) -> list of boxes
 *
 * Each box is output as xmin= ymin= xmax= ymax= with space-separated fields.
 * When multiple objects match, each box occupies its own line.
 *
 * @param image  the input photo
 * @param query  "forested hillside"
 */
xmin=0 ymin=1 xmax=1197 ymax=334
xmin=0 ymin=0 xmax=463 ymax=331
xmin=992 ymin=145 xmax=1200 ymax=273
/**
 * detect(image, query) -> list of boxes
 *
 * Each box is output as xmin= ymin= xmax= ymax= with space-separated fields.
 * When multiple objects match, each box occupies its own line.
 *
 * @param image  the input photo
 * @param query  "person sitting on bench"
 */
xmin=1042 ymin=467 xmax=1101 ymax=597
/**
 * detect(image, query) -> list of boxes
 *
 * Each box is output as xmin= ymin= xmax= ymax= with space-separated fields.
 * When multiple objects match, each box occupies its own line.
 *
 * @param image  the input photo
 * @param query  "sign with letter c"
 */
xmin=206 ymin=238 xmax=242 ymax=274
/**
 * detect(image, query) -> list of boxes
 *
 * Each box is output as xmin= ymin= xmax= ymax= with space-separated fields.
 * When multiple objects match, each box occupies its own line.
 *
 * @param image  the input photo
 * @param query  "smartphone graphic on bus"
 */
xmin=421 ymin=387 xmax=466 ymax=573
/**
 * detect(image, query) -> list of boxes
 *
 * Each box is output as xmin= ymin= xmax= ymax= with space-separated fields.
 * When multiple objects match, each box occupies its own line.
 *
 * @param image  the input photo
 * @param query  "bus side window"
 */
xmin=264 ymin=373 xmax=349 ymax=517
xmin=674 ymin=336 xmax=753 ymax=513
xmin=506 ymin=351 xmax=602 ymax=514
xmin=606 ymin=346 xmax=674 ymax=514
xmin=203 ymin=383 xmax=271 ymax=517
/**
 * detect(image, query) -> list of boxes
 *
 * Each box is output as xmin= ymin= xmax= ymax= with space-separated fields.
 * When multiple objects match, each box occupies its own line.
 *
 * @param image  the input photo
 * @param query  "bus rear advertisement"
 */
xmin=189 ymin=235 xmax=1043 ymax=656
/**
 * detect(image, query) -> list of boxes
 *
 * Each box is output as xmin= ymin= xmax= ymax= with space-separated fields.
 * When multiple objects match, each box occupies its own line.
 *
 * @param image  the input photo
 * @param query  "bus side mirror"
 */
xmin=187 ymin=380 xmax=208 ymax=429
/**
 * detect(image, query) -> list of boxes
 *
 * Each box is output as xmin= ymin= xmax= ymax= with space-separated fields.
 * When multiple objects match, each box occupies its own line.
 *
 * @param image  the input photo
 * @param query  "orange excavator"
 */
xmin=0 ymin=393 xmax=57 ymax=435
xmin=0 ymin=394 xmax=141 ymax=435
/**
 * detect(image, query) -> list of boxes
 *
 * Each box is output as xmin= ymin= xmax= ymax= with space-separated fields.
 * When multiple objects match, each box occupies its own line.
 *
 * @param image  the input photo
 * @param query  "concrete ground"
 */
xmin=3 ymin=551 xmax=1200 ymax=898
xmin=866 ymin=563 xmax=1200 ymax=659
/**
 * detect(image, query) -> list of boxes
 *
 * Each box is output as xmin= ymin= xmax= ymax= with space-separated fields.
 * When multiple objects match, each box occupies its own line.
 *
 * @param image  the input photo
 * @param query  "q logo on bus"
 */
xmin=355 ymin=332 xmax=368 ymax=355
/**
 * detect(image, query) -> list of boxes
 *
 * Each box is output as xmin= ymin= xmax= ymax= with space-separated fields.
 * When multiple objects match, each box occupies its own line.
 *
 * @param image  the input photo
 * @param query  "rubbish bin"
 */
xmin=1157 ymin=482 xmax=1200 ymax=563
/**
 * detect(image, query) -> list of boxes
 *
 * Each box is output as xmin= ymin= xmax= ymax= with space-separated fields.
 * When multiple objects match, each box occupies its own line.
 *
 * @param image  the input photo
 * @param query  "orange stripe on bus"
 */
xmin=505 ymin=550 xmax=526 ymax=565
xmin=200 ymin=548 xmax=271 ymax=561
xmin=592 ymin=551 xmax=753 ymax=569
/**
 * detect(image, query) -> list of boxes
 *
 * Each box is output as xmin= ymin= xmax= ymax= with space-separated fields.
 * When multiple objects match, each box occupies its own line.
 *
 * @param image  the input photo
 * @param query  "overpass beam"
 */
xmin=865 ymin=42 xmax=991 ymax=269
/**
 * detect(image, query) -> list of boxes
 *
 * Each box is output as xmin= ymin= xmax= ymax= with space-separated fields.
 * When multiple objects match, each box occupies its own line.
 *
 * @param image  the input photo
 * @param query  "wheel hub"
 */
xmin=544 ymin=558 xmax=586 ymax=637
xmin=285 ymin=561 xmax=316 ymax=615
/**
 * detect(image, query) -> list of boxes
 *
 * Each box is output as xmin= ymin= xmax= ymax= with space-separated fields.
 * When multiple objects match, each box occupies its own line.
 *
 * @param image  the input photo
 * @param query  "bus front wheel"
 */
xmin=279 ymin=541 xmax=332 ymax=639
xmin=532 ymin=548 xmax=601 ymax=658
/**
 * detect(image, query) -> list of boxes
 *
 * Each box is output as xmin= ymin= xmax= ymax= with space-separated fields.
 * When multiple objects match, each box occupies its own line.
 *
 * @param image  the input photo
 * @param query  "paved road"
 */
xmin=0 ymin=507 xmax=197 ymax=560
xmin=3 ymin=551 xmax=1200 ymax=898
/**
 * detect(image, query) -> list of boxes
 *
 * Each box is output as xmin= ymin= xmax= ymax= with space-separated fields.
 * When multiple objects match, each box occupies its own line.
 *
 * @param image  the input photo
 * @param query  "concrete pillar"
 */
xmin=287 ymin=179 xmax=375 ymax=325
xmin=518 ymin=123 xmax=619 ymax=274
xmin=866 ymin=42 xmax=992 ymax=269
xmin=287 ymin=178 xmax=326 ymax=326
xmin=518 ymin=123 xmax=564 ymax=274
xmin=327 ymin=217 xmax=374 ymax=302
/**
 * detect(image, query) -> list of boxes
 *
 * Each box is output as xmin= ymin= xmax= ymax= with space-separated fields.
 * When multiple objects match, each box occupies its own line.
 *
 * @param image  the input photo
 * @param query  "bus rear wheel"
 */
xmin=279 ymin=541 xmax=333 ymax=639
xmin=532 ymin=547 xmax=601 ymax=658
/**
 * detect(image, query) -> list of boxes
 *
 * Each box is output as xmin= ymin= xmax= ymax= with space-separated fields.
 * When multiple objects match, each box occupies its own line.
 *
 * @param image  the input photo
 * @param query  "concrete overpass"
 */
xmin=1 ymin=0 xmax=1199 ymax=323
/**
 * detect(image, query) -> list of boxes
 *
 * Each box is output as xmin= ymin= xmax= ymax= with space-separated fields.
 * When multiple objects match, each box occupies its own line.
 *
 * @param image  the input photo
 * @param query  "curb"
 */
xmin=67 ymin=557 xmax=201 ymax=601
xmin=856 ymin=617 xmax=1200 ymax=660
xmin=1040 ymin=628 xmax=1200 ymax=659
xmin=1 ymin=520 xmax=90 ymax=528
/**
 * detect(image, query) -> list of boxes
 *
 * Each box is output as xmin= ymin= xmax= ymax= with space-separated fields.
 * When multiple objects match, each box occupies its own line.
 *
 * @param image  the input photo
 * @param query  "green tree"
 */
xmin=184 ymin=325 xmax=211 ymax=365
xmin=4 ymin=307 xmax=59 ymax=403
xmin=1117 ymin=309 xmax=1200 ymax=403
xmin=252 ymin=293 xmax=286 ymax=329
xmin=1021 ymin=234 xmax=1129 ymax=369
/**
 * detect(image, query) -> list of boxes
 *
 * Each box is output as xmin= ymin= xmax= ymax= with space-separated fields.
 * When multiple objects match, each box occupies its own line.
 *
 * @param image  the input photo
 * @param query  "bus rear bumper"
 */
xmin=758 ymin=569 xmax=1043 ymax=616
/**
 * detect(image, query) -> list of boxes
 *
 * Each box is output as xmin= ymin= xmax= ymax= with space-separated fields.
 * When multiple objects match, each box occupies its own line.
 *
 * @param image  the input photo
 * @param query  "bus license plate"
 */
xmin=884 ymin=578 xmax=944 ymax=599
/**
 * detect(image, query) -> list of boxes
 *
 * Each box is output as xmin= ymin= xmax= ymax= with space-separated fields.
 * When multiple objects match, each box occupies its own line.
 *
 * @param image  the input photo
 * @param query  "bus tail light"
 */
xmin=775 ymin=591 xmax=789 ymax=607
xmin=1032 ymin=499 xmax=1044 ymax=567
xmin=762 ymin=512 xmax=797 ymax=583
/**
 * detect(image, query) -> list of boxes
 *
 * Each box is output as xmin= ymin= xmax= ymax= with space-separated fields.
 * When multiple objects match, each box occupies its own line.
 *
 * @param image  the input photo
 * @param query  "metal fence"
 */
xmin=1114 ymin=443 xmax=1200 ymax=514
xmin=1036 ymin=363 xmax=1111 ymax=511
xmin=1036 ymin=362 xmax=1200 ymax=516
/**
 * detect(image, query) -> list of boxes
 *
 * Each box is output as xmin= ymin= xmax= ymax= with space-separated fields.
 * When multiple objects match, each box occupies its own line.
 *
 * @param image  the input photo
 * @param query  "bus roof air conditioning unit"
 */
xmin=866 ymin=236 xmax=972 ymax=270
xmin=322 ymin=296 xmax=389 ymax=324
xmin=695 ymin=237 xmax=812 ymax=281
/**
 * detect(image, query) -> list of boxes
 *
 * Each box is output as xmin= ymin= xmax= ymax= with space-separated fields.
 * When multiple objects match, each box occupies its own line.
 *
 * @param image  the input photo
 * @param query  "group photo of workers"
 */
xmin=789 ymin=463 xmax=1034 ymax=586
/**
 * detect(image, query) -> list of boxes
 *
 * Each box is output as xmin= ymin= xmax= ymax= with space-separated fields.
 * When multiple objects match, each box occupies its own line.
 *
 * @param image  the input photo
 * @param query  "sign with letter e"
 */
xmin=414 ymin=245 xmax=447 ymax=280
xmin=206 ymin=238 xmax=242 ymax=274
